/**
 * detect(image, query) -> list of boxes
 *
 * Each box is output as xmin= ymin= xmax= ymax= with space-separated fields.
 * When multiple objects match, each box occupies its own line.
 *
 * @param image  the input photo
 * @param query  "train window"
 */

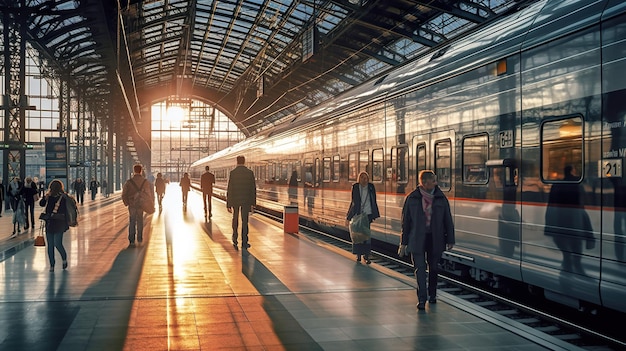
xmin=280 ymin=163 xmax=288 ymax=182
xmin=295 ymin=161 xmax=301 ymax=181
xmin=541 ymin=116 xmax=583 ymax=182
xmin=391 ymin=145 xmax=409 ymax=183
xmin=359 ymin=151 xmax=369 ymax=175
xmin=348 ymin=153 xmax=357 ymax=181
xmin=372 ymin=148 xmax=383 ymax=182
xmin=332 ymin=155 xmax=340 ymax=182
xmin=462 ymin=134 xmax=488 ymax=184
xmin=416 ymin=143 xmax=427 ymax=176
xmin=435 ymin=140 xmax=452 ymax=190
xmin=323 ymin=157 xmax=331 ymax=182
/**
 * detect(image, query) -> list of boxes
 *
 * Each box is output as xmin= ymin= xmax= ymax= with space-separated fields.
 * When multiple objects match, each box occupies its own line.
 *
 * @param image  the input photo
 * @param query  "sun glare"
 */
xmin=166 ymin=106 xmax=185 ymax=122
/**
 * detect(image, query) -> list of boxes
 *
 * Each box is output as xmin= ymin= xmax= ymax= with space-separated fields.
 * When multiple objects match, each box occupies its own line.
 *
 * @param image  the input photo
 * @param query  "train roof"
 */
xmin=191 ymin=0 xmax=619 ymax=168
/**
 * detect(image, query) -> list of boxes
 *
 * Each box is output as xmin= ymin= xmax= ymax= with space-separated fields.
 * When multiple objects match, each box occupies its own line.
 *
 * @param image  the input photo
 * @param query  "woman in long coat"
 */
xmin=346 ymin=171 xmax=380 ymax=264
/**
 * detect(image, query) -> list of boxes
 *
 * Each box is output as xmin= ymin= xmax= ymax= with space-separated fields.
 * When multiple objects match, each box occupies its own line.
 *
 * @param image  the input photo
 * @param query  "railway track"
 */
xmin=256 ymin=208 xmax=626 ymax=351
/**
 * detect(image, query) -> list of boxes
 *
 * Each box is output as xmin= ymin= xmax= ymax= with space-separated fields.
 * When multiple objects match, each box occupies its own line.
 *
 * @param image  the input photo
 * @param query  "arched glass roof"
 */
xmin=10 ymin=0 xmax=535 ymax=139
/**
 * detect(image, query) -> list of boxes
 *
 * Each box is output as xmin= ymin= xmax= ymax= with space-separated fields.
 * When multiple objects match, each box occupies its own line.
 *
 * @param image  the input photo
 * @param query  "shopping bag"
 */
xmin=349 ymin=213 xmax=371 ymax=244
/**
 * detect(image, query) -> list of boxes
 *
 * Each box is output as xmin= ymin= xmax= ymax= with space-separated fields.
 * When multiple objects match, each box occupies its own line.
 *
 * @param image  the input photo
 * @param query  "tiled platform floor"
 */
xmin=0 ymin=184 xmax=550 ymax=350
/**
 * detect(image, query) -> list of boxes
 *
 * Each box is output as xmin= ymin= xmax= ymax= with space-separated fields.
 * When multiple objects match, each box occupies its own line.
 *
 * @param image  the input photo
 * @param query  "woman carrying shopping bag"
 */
xmin=346 ymin=171 xmax=380 ymax=264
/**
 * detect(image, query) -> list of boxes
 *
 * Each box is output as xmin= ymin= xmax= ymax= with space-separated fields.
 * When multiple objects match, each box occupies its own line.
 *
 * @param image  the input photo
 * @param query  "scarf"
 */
xmin=419 ymin=187 xmax=434 ymax=228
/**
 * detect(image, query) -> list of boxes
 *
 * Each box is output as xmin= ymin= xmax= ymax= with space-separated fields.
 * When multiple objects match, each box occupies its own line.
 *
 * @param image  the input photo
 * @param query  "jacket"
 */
xmin=201 ymin=172 xmax=215 ymax=193
xmin=400 ymin=186 xmax=455 ymax=255
xmin=39 ymin=193 xmax=70 ymax=232
xmin=346 ymin=182 xmax=380 ymax=221
xmin=122 ymin=175 xmax=155 ymax=208
xmin=226 ymin=165 xmax=256 ymax=208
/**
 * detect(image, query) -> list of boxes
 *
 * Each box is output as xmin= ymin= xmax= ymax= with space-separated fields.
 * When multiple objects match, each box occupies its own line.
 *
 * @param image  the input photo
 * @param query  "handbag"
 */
xmin=349 ymin=213 xmax=371 ymax=244
xmin=34 ymin=235 xmax=45 ymax=246
xmin=39 ymin=196 xmax=63 ymax=222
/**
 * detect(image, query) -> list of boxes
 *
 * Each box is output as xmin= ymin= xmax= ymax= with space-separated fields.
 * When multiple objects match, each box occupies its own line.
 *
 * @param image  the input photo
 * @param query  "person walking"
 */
xmin=89 ymin=177 xmax=99 ymax=201
xmin=201 ymin=166 xmax=215 ymax=219
xmin=154 ymin=172 xmax=166 ymax=211
xmin=7 ymin=176 xmax=22 ymax=212
xmin=398 ymin=170 xmax=455 ymax=310
xmin=227 ymin=155 xmax=256 ymax=250
xmin=180 ymin=172 xmax=191 ymax=210
xmin=73 ymin=178 xmax=86 ymax=204
xmin=122 ymin=164 xmax=154 ymax=246
xmin=101 ymin=179 xmax=108 ymax=198
xmin=346 ymin=171 xmax=380 ymax=264
xmin=20 ymin=177 xmax=38 ymax=230
xmin=39 ymin=179 xmax=70 ymax=272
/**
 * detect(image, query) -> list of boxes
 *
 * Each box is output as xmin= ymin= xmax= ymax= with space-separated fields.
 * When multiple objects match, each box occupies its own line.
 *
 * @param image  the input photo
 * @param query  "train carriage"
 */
xmin=189 ymin=0 xmax=626 ymax=314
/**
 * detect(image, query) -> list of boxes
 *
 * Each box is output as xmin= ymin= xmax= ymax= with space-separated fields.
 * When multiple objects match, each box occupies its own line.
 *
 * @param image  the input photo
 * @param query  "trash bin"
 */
xmin=284 ymin=205 xmax=299 ymax=234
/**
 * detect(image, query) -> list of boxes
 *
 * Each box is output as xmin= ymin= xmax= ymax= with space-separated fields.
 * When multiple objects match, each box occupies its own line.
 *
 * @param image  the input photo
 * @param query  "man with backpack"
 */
xmin=122 ymin=164 xmax=155 ymax=246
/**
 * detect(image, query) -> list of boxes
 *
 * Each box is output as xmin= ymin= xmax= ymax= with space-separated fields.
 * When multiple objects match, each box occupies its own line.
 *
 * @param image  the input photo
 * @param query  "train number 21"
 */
xmin=599 ymin=159 xmax=622 ymax=178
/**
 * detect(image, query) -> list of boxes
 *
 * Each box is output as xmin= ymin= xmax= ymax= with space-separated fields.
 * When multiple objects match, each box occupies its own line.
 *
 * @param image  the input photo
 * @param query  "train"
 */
xmin=189 ymin=0 xmax=626 ymax=315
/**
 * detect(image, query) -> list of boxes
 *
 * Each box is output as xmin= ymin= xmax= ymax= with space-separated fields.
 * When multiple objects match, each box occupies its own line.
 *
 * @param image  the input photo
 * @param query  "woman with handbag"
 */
xmin=39 ymin=179 xmax=69 ymax=272
xmin=346 ymin=171 xmax=380 ymax=264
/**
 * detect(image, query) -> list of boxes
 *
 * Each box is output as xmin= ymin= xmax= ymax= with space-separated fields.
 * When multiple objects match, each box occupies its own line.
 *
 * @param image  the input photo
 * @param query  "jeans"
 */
xmin=46 ymin=230 xmax=67 ymax=267
xmin=128 ymin=206 xmax=144 ymax=243
xmin=231 ymin=205 xmax=251 ymax=246
xmin=25 ymin=201 xmax=35 ymax=228
xmin=411 ymin=232 xmax=441 ymax=303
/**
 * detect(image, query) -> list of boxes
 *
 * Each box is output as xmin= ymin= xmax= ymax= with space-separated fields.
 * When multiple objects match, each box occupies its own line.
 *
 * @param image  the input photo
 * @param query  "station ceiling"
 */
xmin=7 ymin=0 xmax=533 ymax=140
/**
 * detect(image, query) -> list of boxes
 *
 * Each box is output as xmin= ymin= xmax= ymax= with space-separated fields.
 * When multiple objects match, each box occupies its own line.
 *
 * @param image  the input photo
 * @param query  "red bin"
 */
xmin=284 ymin=205 xmax=299 ymax=234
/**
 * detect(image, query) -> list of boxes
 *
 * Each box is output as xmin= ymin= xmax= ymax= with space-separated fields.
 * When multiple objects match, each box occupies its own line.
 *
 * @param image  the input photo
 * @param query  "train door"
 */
xmin=409 ymin=130 xmax=455 ymax=213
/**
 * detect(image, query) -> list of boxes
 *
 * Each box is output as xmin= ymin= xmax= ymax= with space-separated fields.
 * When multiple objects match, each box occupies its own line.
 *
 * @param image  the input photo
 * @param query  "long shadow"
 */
xmin=241 ymin=252 xmax=323 ymax=350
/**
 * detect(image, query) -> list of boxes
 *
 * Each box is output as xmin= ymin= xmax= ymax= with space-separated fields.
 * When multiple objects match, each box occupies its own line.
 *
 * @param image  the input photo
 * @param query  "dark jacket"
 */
xmin=122 ymin=175 xmax=155 ymax=208
xmin=201 ymin=171 xmax=215 ymax=193
xmin=226 ymin=165 xmax=256 ymax=208
xmin=20 ymin=181 xmax=38 ymax=204
xmin=155 ymin=177 xmax=166 ymax=195
xmin=346 ymin=182 xmax=380 ymax=221
xmin=180 ymin=176 xmax=191 ymax=192
xmin=39 ymin=194 xmax=70 ymax=232
xmin=400 ymin=186 xmax=455 ymax=255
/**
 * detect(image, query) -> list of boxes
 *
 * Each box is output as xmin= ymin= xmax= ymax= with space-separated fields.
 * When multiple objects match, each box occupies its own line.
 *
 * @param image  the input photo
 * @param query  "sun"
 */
xmin=166 ymin=106 xmax=185 ymax=122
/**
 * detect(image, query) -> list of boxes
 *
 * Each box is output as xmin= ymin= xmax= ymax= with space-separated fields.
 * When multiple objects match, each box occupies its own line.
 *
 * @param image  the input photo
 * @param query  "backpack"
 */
xmin=129 ymin=179 xmax=155 ymax=214
xmin=63 ymin=193 xmax=79 ymax=227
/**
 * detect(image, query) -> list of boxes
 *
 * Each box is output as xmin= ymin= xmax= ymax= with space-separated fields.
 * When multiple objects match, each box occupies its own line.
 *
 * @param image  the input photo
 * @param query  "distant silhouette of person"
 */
xmin=201 ymin=166 xmax=215 ymax=219
xmin=227 ymin=156 xmax=256 ymax=250
xmin=89 ymin=177 xmax=100 ymax=200
xmin=73 ymin=178 xmax=86 ymax=204
xmin=545 ymin=165 xmax=594 ymax=274
xmin=7 ymin=176 xmax=22 ymax=211
xmin=180 ymin=172 xmax=191 ymax=209
xmin=20 ymin=177 xmax=38 ymax=230
xmin=101 ymin=179 xmax=108 ymax=198
xmin=155 ymin=172 xmax=166 ymax=211
xmin=288 ymin=171 xmax=298 ymax=205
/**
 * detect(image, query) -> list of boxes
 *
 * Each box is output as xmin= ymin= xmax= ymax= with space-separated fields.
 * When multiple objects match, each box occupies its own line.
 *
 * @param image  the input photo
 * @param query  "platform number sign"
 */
xmin=498 ymin=130 xmax=514 ymax=149
xmin=599 ymin=159 xmax=622 ymax=178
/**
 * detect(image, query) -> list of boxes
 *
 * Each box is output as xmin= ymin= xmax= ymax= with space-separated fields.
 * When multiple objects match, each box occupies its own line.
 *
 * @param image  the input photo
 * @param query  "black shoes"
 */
xmin=417 ymin=302 xmax=426 ymax=310
xmin=243 ymin=243 xmax=251 ymax=249
xmin=62 ymin=261 xmax=68 ymax=270
xmin=429 ymin=297 xmax=437 ymax=304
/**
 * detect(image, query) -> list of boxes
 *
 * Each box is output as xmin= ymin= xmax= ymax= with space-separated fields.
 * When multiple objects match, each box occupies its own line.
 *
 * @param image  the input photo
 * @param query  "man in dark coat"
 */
xmin=398 ymin=170 xmax=455 ymax=310
xmin=227 ymin=155 xmax=256 ymax=250
xmin=201 ymin=166 xmax=216 ymax=219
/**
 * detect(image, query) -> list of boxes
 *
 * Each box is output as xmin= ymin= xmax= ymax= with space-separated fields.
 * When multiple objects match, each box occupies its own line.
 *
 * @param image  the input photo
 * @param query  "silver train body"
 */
xmin=190 ymin=0 xmax=626 ymax=313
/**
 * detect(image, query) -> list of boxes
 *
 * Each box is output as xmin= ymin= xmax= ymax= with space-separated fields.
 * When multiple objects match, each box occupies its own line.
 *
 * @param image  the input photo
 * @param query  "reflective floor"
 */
xmin=0 ymin=184 xmax=548 ymax=350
